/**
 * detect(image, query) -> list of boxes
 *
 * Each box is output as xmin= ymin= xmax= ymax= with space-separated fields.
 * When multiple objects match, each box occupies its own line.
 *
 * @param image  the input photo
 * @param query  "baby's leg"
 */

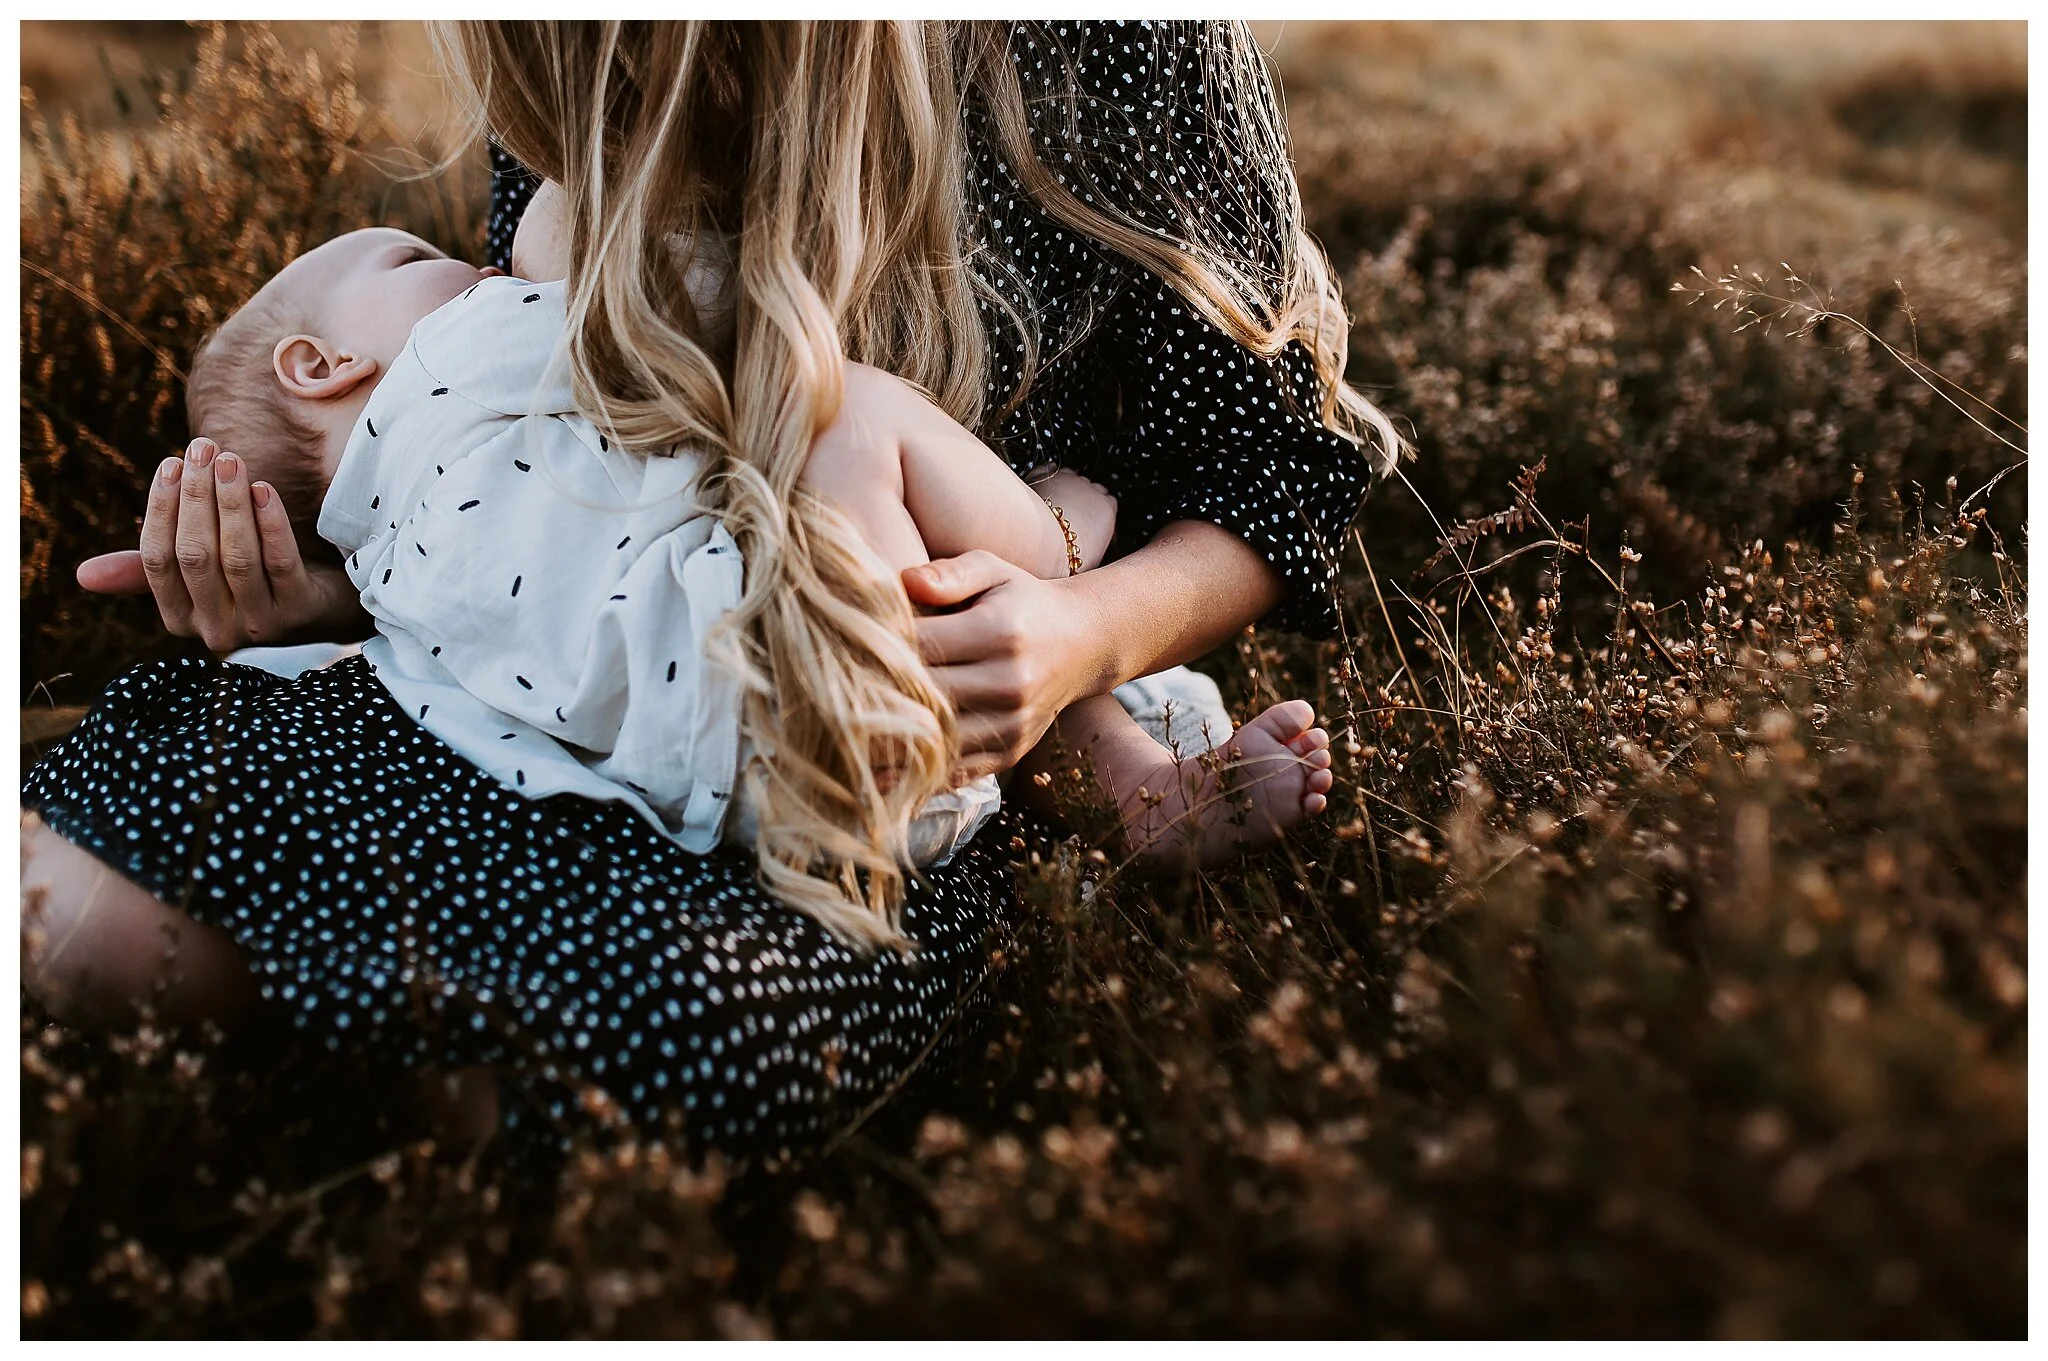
xmin=1019 ymin=695 xmax=1335 ymax=869
xmin=800 ymin=363 xmax=1331 ymax=863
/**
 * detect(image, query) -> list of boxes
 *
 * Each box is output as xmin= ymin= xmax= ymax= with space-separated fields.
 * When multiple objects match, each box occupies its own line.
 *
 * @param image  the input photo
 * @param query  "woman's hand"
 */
xmin=904 ymin=552 xmax=1109 ymax=782
xmin=907 ymin=520 xmax=1287 ymax=782
xmin=74 ymin=437 xmax=365 ymax=650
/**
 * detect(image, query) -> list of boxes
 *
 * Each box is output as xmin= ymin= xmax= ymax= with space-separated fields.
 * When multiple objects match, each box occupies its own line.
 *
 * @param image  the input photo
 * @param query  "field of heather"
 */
xmin=21 ymin=21 xmax=2026 ymax=1337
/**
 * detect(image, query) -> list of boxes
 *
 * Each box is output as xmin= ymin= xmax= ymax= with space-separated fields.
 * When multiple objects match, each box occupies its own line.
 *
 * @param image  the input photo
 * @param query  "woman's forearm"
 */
xmin=1067 ymin=519 xmax=1283 ymax=696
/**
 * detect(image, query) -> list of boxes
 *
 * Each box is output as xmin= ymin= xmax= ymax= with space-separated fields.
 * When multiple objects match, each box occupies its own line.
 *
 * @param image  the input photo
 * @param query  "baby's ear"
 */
xmin=274 ymin=335 xmax=378 ymax=403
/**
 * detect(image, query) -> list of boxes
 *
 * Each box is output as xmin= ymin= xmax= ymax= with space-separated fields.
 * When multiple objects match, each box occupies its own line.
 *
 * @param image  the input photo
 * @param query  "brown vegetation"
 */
xmin=20 ymin=21 xmax=2026 ymax=1338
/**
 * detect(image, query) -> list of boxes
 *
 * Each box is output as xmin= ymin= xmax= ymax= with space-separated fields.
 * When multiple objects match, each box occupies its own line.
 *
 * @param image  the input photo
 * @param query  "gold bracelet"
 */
xmin=1046 ymin=502 xmax=1083 ymax=577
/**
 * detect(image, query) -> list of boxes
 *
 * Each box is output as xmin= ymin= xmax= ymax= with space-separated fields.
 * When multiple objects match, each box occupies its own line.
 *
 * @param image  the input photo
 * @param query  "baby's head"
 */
xmin=186 ymin=227 xmax=496 ymax=556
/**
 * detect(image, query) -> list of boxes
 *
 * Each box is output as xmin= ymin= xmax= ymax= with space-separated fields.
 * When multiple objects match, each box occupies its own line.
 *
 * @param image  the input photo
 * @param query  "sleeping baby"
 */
xmin=181 ymin=224 xmax=1335 ymax=933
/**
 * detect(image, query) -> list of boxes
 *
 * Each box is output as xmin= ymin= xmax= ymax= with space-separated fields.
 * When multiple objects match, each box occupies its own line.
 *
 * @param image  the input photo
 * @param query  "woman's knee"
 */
xmin=20 ymin=814 xmax=259 ymax=1029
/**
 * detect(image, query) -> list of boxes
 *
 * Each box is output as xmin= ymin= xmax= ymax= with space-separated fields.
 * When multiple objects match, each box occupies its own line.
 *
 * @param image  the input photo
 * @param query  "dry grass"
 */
xmin=21 ymin=22 xmax=478 ymax=707
xmin=19 ymin=22 xmax=2027 ymax=1338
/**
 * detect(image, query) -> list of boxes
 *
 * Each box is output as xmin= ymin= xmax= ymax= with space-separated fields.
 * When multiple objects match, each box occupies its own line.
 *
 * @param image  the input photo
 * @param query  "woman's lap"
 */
xmin=22 ymin=655 xmax=1020 ymax=1151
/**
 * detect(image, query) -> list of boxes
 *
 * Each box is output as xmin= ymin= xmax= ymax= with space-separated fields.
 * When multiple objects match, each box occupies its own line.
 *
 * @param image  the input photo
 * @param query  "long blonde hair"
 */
xmin=434 ymin=21 xmax=1400 ymax=952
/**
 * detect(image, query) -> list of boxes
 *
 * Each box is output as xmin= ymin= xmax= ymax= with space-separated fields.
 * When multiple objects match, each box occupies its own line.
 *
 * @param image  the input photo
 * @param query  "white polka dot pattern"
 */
xmin=23 ymin=656 xmax=1017 ymax=1153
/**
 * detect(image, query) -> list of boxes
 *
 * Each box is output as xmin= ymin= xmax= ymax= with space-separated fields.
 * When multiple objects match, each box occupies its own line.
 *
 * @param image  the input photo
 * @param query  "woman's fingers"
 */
xmin=251 ymin=480 xmax=305 ymax=581
xmin=946 ymin=719 xmax=1016 ymax=783
xmin=213 ymin=451 xmax=274 ymax=627
xmin=901 ymin=549 xmax=1022 ymax=610
xmin=927 ymin=658 xmax=1023 ymax=712
xmin=174 ymin=439 xmax=235 ymax=642
xmin=251 ymin=481 xmax=326 ymax=634
xmin=139 ymin=454 xmax=197 ymax=634
xmin=912 ymin=609 xmax=998 ymax=668
xmin=75 ymin=550 xmax=150 ymax=595
xmin=254 ymin=482 xmax=366 ymax=643
xmin=911 ymin=583 xmax=1035 ymax=668
xmin=950 ymin=710 xmax=1019 ymax=758
xmin=947 ymin=699 xmax=1034 ymax=783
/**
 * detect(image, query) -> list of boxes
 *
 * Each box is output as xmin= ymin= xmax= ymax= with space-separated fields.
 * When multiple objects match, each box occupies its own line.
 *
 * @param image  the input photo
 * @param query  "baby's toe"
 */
xmin=1302 ymin=747 xmax=1333 ymax=772
xmin=1304 ymin=791 xmax=1328 ymax=816
xmin=1307 ymin=767 xmax=1335 ymax=797
xmin=1287 ymin=727 xmax=1331 ymax=756
xmin=1250 ymin=700 xmax=1316 ymax=743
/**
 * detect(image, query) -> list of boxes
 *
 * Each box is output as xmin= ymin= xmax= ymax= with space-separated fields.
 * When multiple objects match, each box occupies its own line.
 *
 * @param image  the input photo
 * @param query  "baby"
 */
xmin=183 ymin=223 xmax=1335 ymax=887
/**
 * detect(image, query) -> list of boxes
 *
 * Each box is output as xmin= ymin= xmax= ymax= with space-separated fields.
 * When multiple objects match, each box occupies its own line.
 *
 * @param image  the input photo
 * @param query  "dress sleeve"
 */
xmin=1012 ymin=20 xmax=1374 ymax=637
xmin=486 ymin=142 xmax=542 ymax=275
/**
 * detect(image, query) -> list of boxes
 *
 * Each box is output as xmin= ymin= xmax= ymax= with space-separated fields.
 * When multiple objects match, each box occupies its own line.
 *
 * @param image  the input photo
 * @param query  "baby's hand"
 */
xmin=1033 ymin=469 xmax=1117 ymax=573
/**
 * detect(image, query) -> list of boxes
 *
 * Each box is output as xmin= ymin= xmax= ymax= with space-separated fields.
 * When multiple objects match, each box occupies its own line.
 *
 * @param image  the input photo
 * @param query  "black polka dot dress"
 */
xmin=24 ymin=656 xmax=1021 ymax=1151
xmin=28 ymin=22 xmax=1372 ymax=1154
xmin=489 ymin=21 xmax=1372 ymax=634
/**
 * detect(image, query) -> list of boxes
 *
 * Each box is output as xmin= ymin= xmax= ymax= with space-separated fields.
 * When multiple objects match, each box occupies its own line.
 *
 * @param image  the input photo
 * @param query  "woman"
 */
xmin=29 ymin=20 xmax=1397 ymax=1152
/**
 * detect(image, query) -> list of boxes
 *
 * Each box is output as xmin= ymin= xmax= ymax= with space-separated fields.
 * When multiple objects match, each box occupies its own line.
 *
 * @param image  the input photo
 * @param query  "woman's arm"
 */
xmin=990 ymin=22 xmax=1378 ymax=638
xmin=906 ymin=519 xmax=1279 ymax=782
xmin=914 ymin=22 xmax=1369 ymax=779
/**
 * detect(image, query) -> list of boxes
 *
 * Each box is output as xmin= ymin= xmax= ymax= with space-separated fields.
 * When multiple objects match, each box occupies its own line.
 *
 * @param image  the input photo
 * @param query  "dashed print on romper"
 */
xmin=24 ymin=31 xmax=1371 ymax=1157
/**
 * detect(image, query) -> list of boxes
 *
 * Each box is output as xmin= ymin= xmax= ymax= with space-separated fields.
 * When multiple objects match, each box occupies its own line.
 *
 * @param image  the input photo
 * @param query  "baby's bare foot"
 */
xmin=1121 ymin=699 xmax=1334 ymax=869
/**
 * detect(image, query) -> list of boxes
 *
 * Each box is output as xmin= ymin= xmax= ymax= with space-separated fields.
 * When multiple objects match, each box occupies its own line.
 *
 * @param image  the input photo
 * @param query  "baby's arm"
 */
xmin=509 ymin=178 xmax=570 ymax=282
xmin=802 ymin=364 xmax=1115 ymax=584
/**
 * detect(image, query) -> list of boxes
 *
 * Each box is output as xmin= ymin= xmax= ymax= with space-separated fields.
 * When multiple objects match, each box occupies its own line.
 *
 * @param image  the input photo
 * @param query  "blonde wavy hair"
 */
xmin=433 ymin=21 xmax=1401 ymax=953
